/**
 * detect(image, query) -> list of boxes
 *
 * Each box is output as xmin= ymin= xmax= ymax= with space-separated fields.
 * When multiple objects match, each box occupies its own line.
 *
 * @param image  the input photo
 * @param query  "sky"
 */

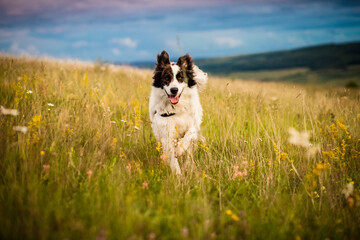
xmin=0 ymin=0 xmax=360 ymax=62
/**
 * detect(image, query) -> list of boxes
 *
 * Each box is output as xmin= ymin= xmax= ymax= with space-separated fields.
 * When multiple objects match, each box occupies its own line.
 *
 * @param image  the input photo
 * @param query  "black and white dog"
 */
xmin=149 ymin=51 xmax=208 ymax=174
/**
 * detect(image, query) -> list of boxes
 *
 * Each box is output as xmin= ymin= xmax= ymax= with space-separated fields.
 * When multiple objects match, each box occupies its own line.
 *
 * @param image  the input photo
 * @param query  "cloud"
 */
xmin=35 ymin=26 xmax=64 ymax=34
xmin=137 ymin=50 xmax=150 ymax=57
xmin=164 ymin=39 xmax=180 ymax=51
xmin=112 ymin=48 xmax=121 ymax=55
xmin=213 ymin=37 xmax=243 ymax=48
xmin=110 ymin=37 xmax=138 ymax=48
xmin=0 ymin=29 xmax=30 ymax=43
xmin=0 ymin=29 xmax=12 ymax=37
xmin=9 ymin=42 xmax=39 ymax=56
xmin=73 ymin=41 xmax=89 ymax=48
xmin=0 ymin=0 xmax=271 ymax=17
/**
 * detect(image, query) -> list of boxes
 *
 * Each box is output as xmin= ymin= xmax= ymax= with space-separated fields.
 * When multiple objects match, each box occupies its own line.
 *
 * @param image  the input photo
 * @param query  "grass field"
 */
xmin=1 ymin=56 xmax=360 ymax=240
xmin=226 ymin=65 xmax=360 ymax=86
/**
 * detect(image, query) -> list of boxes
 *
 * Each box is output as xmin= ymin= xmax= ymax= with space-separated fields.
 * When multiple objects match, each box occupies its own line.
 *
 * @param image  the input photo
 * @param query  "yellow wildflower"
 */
xmin=312 ymin=162 xmax=327 ymax=176
xmin=225 ymin=209 xmax=233 ymax=215
xmin=199 ymin=142 xmax=209 ymax=152
xmin=329 ymin=123 xmax=339 ymax=139
xmin=336 ymin=120 xmax=349 ymax=135
xmin=322 ymin=150 xmax=335 ymax=160
xmin=316 ymin=163 xmax=325 ymax=170
xmin=156 ymin=142 xmax=163 ymax=154
xmin=280 ymin=152 xmax=288 ymax=160
xmin=132 ymin=99 xmax=142 ymax=128
xmin=112 ymin=137 xmax=117 ymax=147
xmin=28 ymin=114 xmax=44 ymax=131
xmin=83 ymin=72 xmax=88 ymax=85
xmin=231 ymin=214 xmax=239 ymax=221
xmin=120 ymin=152 xmax=127 ymax=159
xmin=225 ymin=209 xmax=239 ymax=221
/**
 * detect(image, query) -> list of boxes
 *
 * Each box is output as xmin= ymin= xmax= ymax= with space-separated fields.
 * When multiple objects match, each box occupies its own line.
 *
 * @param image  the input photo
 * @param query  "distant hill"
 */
xmin=195 ymin=42 xmax=360 ymax=74
xmin=127 ymin=42 xmax=360 ymax=86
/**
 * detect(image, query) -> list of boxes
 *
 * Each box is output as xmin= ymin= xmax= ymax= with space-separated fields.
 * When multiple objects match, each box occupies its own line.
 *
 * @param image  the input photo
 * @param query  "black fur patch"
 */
xmin=177 ymin=54 xmax=196 ymax=88
xmin=153 ymin=51 xmax=171 ymax=88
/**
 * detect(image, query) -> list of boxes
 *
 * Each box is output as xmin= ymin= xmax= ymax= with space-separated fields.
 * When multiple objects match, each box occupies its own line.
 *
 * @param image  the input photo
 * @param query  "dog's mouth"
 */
xmin=166 ymin=91 xmax=182 ymax=104
xmin=169 ymin=93 xmax=181 ymax=104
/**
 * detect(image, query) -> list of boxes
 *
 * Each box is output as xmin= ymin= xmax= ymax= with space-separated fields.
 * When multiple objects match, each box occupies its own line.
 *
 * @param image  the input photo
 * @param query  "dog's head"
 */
xmin=152 ymin=50 xmax=196 ymax=105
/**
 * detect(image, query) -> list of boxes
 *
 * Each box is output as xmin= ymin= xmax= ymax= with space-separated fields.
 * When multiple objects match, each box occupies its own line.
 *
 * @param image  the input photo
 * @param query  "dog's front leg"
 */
xmin=175 ymin=127 xmax=197 ymax=158
xmin=169 ymin=154 xmax=181 ymax=175
xmin=161 ymin=138 xmax=182 ymax=175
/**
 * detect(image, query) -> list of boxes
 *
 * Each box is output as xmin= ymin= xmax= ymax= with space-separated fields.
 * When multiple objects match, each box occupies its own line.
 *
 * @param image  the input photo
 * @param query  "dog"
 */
xmin=149 ymin=51 xmax=208 ymax=174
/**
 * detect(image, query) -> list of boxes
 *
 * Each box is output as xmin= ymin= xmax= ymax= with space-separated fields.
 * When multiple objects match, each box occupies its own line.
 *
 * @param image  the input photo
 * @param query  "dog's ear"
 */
xmin=176 ymin=54 xmax=193 ymax=70
xmin=153 ymin=51 xmax=170 ymax=88
xmin=177 ymin=54 xmax=196 ymax=87
xmin=157 ymin=50 xmax=170 ymax=67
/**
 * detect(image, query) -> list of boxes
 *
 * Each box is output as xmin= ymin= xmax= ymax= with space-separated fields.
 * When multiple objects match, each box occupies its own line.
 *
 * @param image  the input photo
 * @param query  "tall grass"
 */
xmin=0 ymin=56 xmax=359 ymax=239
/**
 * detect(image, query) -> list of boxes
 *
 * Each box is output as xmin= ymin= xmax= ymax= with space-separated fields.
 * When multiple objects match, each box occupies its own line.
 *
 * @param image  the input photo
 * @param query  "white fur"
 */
xmin=149 ymin=63 xmax=208 ymax=174
xmin=163 ymin=64 xmax=186 ymax=97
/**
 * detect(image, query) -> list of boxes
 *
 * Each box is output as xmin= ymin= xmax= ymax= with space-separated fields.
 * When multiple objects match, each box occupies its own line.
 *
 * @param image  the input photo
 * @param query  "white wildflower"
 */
xmin=342 ymin=182 xmax=354 ymax=199
xmin=307 ymin=145 xmax=320 ymax=158
xmin=1 ymin=106 xmax=19 ymax=116
xmin=134 ymin=126 xmax=139 ymax=130
xmin=26 ymin=90 xmax=33 ymax=94
xmin=47 ymin=103 xmax=54 ymax=107
xmin=288 ymin=127 xmax=311 ymax=148
xmin=121 ymin=120 xmax=127 ymax=123
xmin=13 ymin=126 xmax=28 ymax=133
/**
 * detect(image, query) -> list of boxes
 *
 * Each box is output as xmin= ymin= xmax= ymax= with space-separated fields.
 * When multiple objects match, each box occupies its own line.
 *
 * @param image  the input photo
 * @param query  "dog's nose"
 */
xmin=170 ymin=87 xmax=178 ymax=94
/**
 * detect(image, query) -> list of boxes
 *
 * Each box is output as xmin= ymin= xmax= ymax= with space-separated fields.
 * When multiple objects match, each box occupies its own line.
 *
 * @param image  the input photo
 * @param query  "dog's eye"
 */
xmin=176 ymin=73 xmax=184 ymax=81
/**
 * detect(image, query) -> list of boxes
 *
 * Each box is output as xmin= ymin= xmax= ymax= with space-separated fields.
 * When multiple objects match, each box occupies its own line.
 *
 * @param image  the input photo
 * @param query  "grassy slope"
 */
xmin=226 ymin=65 xmax=360 ymax=86
xmin=1 ymin=56 xmax=360 ymax=240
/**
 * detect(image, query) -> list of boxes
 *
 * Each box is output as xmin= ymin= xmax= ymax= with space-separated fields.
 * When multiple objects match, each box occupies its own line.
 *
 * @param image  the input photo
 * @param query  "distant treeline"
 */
xmin=195 ymin=42 xmax=360 ymax=74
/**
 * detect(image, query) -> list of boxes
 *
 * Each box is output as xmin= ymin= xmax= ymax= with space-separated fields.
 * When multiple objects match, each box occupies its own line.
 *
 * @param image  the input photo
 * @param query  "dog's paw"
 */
xmin=174 ymin=145 xmax=185 ymax=158
xmin=174 ymin=167 xmax=182 ymax=175
xmin=170 ymin=158 xmax=182 ymax=175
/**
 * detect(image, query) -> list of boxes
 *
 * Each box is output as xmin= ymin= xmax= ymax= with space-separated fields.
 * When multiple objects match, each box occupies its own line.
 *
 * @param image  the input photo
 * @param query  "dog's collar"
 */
xmin=160 ymin=113 xmax=175 ymax=117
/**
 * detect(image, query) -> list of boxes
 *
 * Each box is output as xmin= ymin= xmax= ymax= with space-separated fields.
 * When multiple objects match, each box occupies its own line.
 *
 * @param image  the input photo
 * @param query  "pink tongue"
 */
xmin=170 ymin=96 xmax=179 ymax=104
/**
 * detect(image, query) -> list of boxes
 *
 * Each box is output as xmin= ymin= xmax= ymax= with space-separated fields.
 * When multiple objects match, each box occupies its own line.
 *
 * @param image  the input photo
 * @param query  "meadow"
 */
xmin=0 ymin=56 xmax=359 ymax=240
xmin=227 ymin=65 xmax=360 ymax=87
